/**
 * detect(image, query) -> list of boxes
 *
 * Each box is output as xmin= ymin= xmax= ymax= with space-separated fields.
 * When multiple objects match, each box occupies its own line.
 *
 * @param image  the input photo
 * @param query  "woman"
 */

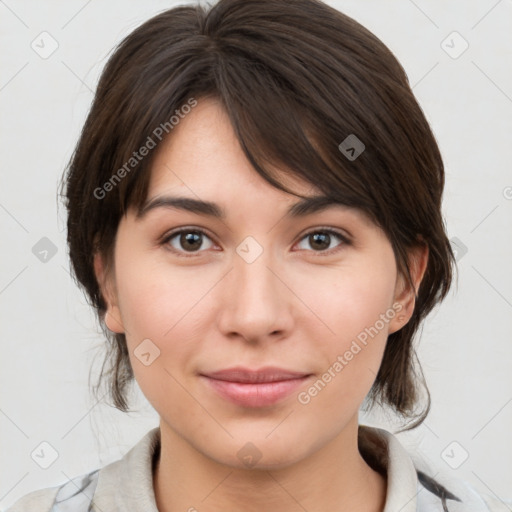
xmin=7 ymin=0 xmax=510 ymax=510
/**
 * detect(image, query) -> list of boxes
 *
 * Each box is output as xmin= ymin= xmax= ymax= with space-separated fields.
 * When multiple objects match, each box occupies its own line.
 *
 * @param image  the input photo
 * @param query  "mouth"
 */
xmin=199 ymin=366 xmax=313 ymax=407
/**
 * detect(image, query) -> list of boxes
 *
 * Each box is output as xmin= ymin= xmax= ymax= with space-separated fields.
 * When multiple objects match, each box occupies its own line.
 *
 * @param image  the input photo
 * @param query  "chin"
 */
xmin=204 ymin=432 xmax=314 ymax=471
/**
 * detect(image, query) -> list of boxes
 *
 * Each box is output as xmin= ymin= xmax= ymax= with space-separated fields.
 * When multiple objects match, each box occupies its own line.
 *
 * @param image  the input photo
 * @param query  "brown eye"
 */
xmin=309 ymin=232 xmax=331 ymax=250
xmin=164 ymin=229 xmax=214 ymax=254
xmin=296 ymin=229 xmax=348 ymax=253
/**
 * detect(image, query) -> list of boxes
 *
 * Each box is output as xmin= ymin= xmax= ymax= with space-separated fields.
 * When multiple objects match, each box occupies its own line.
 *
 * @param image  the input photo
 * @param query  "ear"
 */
xmin=93 ymin=251 xmax=125 ymax=334
xmin=388 ymin=242 xmax=429 ymax=335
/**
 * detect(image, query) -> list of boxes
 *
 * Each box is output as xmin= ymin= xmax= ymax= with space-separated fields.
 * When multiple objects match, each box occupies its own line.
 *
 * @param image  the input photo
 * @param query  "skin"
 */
xmin=94 ymin=97 xmax=428 ymax=512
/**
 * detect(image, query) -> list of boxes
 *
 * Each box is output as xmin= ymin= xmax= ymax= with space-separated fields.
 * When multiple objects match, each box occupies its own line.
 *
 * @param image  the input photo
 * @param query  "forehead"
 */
xmin=139 ymin=97 xmax=378 ymax=232
xmin=147 ymin=97 xmax=319 ymax=200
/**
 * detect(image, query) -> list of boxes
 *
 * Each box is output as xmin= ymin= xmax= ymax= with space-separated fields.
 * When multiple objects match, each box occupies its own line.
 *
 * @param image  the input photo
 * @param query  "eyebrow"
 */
xmin=136 ymin=194 xmax=350 ymax=220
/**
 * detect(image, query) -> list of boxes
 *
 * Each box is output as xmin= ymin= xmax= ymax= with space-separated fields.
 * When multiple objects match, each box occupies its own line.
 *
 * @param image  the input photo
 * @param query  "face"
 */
xmin=95 ymin=97 xmax=424 ymax=469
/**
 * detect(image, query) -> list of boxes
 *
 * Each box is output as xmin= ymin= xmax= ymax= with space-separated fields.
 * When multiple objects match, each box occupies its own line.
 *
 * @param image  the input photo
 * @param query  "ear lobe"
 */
xmin=388 ymin=243 xmax=429 ymax=334
xmin=93 ymin=251 xmax=125 ymax=334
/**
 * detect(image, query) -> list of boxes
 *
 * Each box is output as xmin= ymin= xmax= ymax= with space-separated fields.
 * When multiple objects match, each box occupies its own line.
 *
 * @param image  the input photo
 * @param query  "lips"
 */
xmin=200 ymin=366 xmax=312 ymax=407
xmin=203 ymin=367 xmax=310 ymax=383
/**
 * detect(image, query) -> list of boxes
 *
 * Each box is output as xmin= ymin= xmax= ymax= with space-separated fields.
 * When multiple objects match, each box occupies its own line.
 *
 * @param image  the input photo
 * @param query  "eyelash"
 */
xmin=160 ymin=226 xmax=351 ymax=258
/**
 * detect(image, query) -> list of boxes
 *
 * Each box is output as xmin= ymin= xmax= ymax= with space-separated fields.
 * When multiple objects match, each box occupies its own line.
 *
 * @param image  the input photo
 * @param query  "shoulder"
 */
xmin=6 ymin=469 xmax=100 ymax=512
xmin=479 ymin=493 xmax=512 ymax=512
xmin=359 ymin=425 xmax=511 ymax=512
xmin=416 ymin=467 xmax=512 ymax=512
xmin=5 ymin=486 xmax=61 ymax=512
xmin=480 ymin=493 xmax=512 ymax=512
xmin=5 ymin=427 xmax=160 ymax=512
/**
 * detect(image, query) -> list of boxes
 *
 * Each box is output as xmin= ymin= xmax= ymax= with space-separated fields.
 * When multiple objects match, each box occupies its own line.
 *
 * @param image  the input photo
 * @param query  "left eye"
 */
xmin=296 ymin=230 xmax=347 ymax=252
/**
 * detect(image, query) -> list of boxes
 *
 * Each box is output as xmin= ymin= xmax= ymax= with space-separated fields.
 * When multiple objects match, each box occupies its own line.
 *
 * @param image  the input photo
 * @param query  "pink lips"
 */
xmin=200 ymin=367 xmax=312 ymax=407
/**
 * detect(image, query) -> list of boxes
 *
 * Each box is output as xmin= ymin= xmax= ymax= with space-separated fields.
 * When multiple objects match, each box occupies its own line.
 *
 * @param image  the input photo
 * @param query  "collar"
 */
xmin=91 ymin=425 xmax=439 ymax=511
xmin=358 ymin=424 xmax=419 ymax=512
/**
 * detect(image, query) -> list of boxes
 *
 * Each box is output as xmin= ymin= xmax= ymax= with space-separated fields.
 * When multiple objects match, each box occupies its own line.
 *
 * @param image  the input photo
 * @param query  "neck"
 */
xmin=153 ymin=418 xmax=387 ymax=512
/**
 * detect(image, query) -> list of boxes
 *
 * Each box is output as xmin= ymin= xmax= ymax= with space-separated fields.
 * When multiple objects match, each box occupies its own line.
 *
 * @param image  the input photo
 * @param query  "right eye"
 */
xmin=161 ymin=228 xmax=216 ymax=257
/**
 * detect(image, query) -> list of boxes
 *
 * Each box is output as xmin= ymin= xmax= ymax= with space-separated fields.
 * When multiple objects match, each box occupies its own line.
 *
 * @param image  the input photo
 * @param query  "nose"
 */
xmin=216 ymin=247 xmax=295 ymax=344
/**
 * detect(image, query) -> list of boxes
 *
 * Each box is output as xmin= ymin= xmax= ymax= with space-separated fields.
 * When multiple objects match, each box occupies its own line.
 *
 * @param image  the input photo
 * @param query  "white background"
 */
xmin=1 ymin=0 xmax=511 ymax=509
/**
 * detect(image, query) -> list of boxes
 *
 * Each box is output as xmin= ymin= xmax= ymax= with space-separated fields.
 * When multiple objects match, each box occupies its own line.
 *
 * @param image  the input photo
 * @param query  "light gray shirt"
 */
xmin=6 ymin=425 xmax=511 ymax=511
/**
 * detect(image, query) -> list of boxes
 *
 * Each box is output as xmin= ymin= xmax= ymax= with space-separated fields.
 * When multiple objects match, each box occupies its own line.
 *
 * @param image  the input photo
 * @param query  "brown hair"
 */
xmin=62 ymin=0 xmax=455 ymax=438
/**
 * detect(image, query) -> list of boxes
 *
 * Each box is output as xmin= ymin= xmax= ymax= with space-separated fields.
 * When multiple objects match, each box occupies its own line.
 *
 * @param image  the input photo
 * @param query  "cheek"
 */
xmin=113 ymin=256 xmax=205 ymax=403
xmin=113 ymin=252 xmax=220 ymax=392
xmin=292 ymin=257 xmax=396 ymax=401
xmin=293 ymin=255 xmax=397 ymax=344
xmin=114 ymin=252 xmax=209 ymax=339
